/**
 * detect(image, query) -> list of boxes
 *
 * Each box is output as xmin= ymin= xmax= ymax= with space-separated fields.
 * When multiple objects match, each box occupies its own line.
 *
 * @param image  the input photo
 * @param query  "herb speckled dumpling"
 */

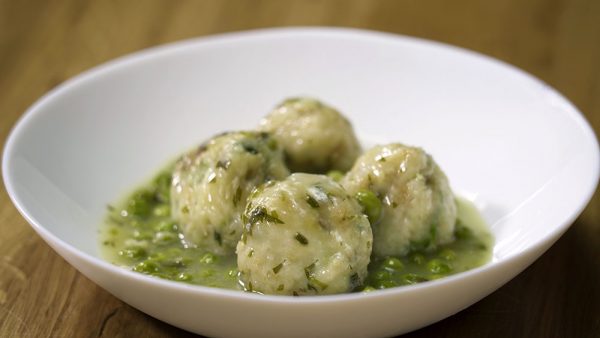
xmin=171 ymin=131 xmax=289 ymax=255
xmin=342 ymin=144 xmax=457 ymax=257
xmin=236 ymin=173 xmax=372 ymax=295
xmin=258 ymin=98 xmax=361 ymax=173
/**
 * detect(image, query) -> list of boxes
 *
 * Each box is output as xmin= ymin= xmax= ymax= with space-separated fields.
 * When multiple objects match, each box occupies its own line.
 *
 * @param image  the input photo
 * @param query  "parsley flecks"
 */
xmin=242 ymin=143 xmax=259 ymax=154
xmin=247 ymin=206 xmax=284 ymax=225
xmin=216 ymin=160 xmax=231 ymax=170
xmin=295 ymin=232 xmax=309 ymax=245
xmin=305 ymin=195 xmax=319 ymax=208
xmin=302 ymin=260 xmax=328 ymax=290
xmin=272 ymin=261 xmax=285 ymax=274
xmin=304 ymin=261 xmax=317 ymax=279
xmin=214 ymin=231 xmax=222 ymax=246
xmin=233 ymin=187 xmax=242 ymax=206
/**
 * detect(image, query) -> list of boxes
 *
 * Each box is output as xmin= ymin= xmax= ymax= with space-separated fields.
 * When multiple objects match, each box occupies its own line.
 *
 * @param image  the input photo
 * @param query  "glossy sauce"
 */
xmin=100 ymin=170 xmax=492 ymax=292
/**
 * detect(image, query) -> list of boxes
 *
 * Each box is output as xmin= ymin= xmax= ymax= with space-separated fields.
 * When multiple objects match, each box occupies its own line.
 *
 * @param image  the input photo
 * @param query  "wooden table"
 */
xmin=1 ymin=1 xmax=599 ymax=337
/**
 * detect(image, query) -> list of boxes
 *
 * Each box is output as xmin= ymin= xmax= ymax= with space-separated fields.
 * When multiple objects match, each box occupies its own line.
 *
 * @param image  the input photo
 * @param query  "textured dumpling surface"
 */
xmin=342 ymin=144 xmax=457 ymax=257
xmin=236 ymin=173 xmax=372 ymax=295
xmin=171 ymin=131 xmax=289 ymax=255
xmin=258 ymin=98 xmax=361 ymax=173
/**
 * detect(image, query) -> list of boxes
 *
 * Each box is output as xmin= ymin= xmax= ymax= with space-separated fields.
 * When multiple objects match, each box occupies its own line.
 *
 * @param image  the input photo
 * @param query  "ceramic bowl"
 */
xmin=3 ymin=28 xmax=599 ymax=337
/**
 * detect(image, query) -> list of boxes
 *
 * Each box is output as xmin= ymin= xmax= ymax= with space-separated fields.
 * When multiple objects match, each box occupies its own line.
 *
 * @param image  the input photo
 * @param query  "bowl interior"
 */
xmin=6 ymin=29 xmax=597 ymax=262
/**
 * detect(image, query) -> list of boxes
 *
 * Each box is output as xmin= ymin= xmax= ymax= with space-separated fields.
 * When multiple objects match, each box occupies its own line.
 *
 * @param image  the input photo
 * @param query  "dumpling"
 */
xmin=171 ymin=131 xmax=289 ymax=255
xmin=236 ymin=173 xmax=372 ymax=295
xmin=342 ymin=144 xmax=457 ymax=257
xmin=258 ymin=98 xmax=361 ymax=173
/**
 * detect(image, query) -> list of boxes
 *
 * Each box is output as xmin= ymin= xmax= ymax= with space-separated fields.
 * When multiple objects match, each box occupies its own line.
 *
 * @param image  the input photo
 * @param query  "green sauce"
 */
xmin=100 ymin=170 xmax=493 ymax=293
xmin=364 ymin=200 xmax=493 ymax=290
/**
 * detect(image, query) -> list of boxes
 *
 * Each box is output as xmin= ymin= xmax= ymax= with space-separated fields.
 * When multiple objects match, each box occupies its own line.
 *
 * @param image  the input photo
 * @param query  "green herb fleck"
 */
xmin=153 ymin=171 xmax=172 ymax=203
xmin=272 ymin=261 xmax=285 ymax=274
xmin=304 ymin=260 xmax=328 ymax=290
xmin=267 ymin=137 xmax=278 ymax=150
xmin=242 ymin=143 xmax=259 ymax=154
xmin=305 ymin=195 xmax=319 ymax=208
xmin=294 ymin=232 xmax=309 ymax=245
xmin=233 ymin=187 xmax=242 ymax=206
xmin=247 ymin=206 xmax=284 ymax=225
xmin=308 ymin=277 xmax=328 ymax=291
xmin=454 ymin=221 xmax=472 ymax=239
xmin=304 ymin=262 xmax=316 ymax=279
xmin=214 ymin=231 xmax=222 ymax=246
xmin=216 ymin=160 xmax=231 ymax=170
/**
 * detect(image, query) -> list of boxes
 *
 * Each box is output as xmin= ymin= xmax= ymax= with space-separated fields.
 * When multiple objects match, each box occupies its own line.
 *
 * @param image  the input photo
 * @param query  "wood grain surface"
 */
xmin=1 ymin=1 xmax=599 ymax=337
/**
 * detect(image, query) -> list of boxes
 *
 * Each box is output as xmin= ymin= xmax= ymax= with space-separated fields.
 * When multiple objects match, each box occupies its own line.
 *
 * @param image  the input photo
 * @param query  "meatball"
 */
xmin=236 ymin=173 xmax=372 ymax=295
xmin=258 ymin=98 xmax=361 ymax=173
xmin=342 ymin=144 xmax=457 ymax=258
xmin=171 ymin=131 xmax=289 ymax=255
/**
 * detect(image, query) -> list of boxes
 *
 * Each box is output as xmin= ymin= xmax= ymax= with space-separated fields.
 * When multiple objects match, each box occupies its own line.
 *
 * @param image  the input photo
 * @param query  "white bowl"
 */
xmin=3 ymin=28 xmax=599 ymax=337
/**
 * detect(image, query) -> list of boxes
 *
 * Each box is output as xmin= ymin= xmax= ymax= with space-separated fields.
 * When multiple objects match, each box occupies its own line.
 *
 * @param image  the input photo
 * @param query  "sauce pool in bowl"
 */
xmin=100 ymin=168 xmax=493 ymax=292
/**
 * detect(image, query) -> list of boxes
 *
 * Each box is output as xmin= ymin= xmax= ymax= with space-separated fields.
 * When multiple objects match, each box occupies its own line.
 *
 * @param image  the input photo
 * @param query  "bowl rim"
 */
xmin=3 ymin=26 xmax=599 ymax=304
